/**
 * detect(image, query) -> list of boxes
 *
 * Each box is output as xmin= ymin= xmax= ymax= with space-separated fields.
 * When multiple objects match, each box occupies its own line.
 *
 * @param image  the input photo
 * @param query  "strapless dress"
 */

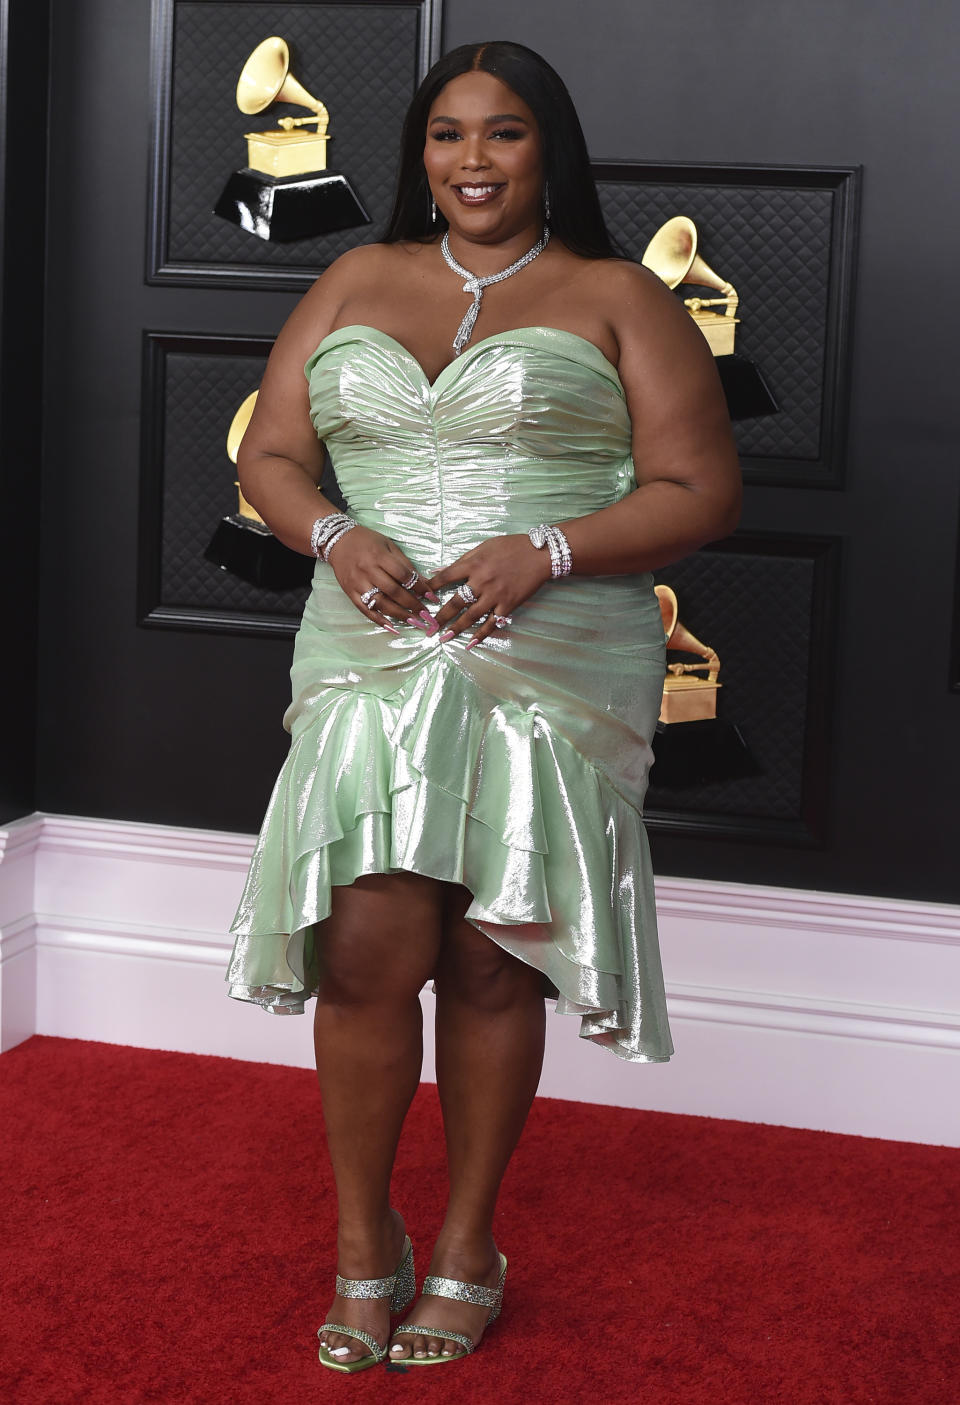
xmin=226 ymin=325 xmax=674 ymax=1063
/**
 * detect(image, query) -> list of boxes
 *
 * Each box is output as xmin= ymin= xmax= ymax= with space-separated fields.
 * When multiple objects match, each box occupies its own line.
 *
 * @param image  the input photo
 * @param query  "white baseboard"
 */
xmin=2 ymin=812 xmax=958 ymax=1145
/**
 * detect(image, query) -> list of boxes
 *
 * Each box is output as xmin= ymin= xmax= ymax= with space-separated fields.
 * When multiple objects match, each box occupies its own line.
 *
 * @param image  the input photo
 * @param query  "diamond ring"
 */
xmin=457 ymin=583 xmax=478 ymax=605
xmin=493 ymin=615 xmax=513 ymax=629
xmin=360 ymin=588 xmax=380 ymax=608
xmin=401 ymin=570 xmax=419 ymax=590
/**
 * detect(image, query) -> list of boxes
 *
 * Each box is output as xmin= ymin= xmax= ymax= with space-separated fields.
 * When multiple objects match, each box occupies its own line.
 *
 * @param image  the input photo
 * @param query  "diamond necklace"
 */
xmin=440 ymin=226 xmax=551 ymax=355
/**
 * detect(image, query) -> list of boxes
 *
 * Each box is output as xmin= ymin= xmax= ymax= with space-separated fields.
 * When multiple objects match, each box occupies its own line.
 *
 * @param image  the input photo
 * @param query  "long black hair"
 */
xmin=383 ymin=41 xmax=619 ymax=259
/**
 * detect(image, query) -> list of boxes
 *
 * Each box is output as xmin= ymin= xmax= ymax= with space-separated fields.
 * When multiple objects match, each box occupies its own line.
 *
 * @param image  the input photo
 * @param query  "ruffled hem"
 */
xmin=226 ymin=657 xmax=673 ymax=1064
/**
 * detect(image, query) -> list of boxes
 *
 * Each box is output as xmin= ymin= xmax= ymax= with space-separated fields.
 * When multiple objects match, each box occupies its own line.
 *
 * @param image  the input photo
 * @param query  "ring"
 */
xmin=360 ymin=588 xmax=380 ymax=608
xmin=493 ymin=615 xmax=512 ymax=629
xmin=401 ymin=570 xmax=419 ymax=590
xmin=457 ymin=584 xmax=478 ymax=605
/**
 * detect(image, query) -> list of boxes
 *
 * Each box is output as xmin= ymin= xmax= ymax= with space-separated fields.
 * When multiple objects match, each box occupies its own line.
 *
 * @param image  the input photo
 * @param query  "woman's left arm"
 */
xmin=428 ymin=262 xmax=742 ymax=643
xmin=562 ymin=260 xmax=742 ymax=573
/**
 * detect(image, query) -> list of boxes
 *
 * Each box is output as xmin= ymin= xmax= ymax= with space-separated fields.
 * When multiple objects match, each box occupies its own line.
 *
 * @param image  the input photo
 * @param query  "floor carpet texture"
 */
xmin=1 ymin=1036 xmax=957 ymax=1403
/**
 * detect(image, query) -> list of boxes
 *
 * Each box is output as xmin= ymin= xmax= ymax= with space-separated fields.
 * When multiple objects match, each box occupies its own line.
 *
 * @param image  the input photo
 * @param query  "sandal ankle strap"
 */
xmin=422 ymin=1252 xmax=507 ymax=1313
xmin=336 ymin=1271 xmax=398 ymax=1300
xmin=336 ymin=1235 xmax=412 ymax=1300
xmin=422 ymin=1274 xmax=500 ymax=1308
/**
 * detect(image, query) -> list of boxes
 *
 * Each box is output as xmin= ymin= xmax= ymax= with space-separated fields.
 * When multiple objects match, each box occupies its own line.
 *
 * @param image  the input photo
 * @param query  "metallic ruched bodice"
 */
xmin=305 ymin=325 xmax=637 ymax=573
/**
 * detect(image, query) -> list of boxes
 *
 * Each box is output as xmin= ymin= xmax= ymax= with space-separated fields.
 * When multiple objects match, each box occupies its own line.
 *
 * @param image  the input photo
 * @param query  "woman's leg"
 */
xmin=315 ymin=871 xmax=442 ymax=1364
xmin=390 ymin=887 xmax=546 ymax=1360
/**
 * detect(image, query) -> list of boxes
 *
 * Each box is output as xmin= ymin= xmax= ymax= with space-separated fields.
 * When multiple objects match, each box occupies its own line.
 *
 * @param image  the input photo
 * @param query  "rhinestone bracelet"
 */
xmin=547 ymin=525 xmax=572 ymax=577
xmin=528 ymin=523 xmax=573 ymax=578
xmin=310 ymin=513 xmax=356 ymax=561
xmin=321 ymin=524 xmax=356 ymax=561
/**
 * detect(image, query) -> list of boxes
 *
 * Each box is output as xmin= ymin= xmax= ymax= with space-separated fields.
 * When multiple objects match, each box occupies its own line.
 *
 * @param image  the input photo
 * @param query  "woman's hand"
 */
xmin=329 ymin=525 xmax=437 ymax=633
xmin=427 ymin=534 xmax=552 ymax=648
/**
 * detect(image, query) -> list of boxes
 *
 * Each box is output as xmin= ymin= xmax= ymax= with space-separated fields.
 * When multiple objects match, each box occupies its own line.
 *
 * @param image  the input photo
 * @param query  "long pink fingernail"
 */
xmin=424 ymin=590 xmax=440 ymax=603
xmin=382 ymin=623 xmax=400 ymax=635
xmin=439 ymin=630 xmax=455 ymax=642
xmin=406 ymin=616 xmax=428 ymax=630
xmin=464 ymin=637 xmax=482 ymax=651
xmin=419 ymin=609 xmax=436 ymax=624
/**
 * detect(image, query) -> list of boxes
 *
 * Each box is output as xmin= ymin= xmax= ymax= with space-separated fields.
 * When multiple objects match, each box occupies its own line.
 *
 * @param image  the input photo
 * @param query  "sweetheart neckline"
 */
xmin=306 ymin=324 xmax=624 ymax=394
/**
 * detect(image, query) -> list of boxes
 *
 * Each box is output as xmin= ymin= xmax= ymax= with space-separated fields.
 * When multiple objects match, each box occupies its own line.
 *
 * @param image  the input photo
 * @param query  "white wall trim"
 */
xmin=654 ymin=875 xmax=960 ymax=946
xmin=2 ymin=811 xmax=959 ymax=1145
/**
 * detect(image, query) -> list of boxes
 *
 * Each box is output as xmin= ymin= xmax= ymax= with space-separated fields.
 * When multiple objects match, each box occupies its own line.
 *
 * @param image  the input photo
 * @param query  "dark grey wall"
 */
xmin=0 ymin=0 xmax=48 ymax=823
xmin=13 ymin=0 xmax=960 ymax=901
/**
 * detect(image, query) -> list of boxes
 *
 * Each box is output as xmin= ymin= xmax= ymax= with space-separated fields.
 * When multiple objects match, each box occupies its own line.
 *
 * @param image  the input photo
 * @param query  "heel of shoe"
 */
xmin=487 ymin=1252 xmax=508 ymax=1324
xmin=390 ymin=1237 xmax=415 ymax=1312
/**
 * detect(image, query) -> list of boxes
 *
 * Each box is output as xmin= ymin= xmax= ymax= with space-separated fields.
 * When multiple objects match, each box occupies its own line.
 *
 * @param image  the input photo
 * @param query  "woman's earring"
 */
xmin=544 ymin=182 xmax=552 ymax=222
xmin=430 ymin=196 xmax=437 ymax=225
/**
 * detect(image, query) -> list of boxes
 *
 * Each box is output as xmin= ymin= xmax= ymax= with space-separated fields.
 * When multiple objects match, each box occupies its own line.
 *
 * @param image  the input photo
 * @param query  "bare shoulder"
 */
xmin=294 ymin=240 xmax=434 ymax=323
xmin=590 ymin=258 xmax=690 ymax=335
xmin=300 ymin=242 xmax=393 ymax=307
xmin=589 ymin=257 xmax=716 ymax=371
xmin=267 ymin=243 xmax=399 ymax=356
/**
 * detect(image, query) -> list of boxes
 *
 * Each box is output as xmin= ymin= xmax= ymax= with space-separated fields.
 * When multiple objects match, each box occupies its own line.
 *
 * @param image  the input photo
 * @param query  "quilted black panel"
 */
xmin=166 ymin=2 xmax=421 ymax=270
xmin=646 ymin=546 xmax=817 ymax=822
xmin=597 ymin=179 xmax=833 ymax=464
xmin=160 ymin=350 xmax=310 ymax=617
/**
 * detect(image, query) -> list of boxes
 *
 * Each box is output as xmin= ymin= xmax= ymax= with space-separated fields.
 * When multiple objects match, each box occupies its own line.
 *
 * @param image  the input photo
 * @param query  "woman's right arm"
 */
xmin=235 ymin=266 xmax=344 ymax=554
xmin=237 ymin=248 xmax=432 ymax=629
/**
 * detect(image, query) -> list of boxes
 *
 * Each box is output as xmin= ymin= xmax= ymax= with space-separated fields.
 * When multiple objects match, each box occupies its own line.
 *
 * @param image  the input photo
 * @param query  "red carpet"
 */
xmin=1 ymin=1036 xmax=957 ymax=1404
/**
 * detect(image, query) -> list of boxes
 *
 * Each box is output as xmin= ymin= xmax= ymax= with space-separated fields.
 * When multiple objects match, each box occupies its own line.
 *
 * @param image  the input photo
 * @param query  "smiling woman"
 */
xmin=224 ymin=39 xmax=741 ymax=1376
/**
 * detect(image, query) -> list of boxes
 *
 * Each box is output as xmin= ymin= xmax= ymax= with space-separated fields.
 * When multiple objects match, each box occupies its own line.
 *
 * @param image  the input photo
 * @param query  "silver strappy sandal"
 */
xmin=391 ymin=1251 xmax=508 ymax=1364
xmin=317 ymin=1234 xmax=416 ymax=1374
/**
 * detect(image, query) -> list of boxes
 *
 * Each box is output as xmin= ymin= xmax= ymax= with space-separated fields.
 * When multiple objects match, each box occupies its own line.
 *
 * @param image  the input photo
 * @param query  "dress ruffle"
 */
xmin=227 ymin=653 xmax=673 ymax=1063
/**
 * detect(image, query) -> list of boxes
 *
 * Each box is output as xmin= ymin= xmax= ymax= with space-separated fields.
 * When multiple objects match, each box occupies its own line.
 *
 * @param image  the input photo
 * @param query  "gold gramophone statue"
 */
xmin=649 ymin=584 xmax=760 ymax=787
xmin=214 ymin=36 xmax=369 ymax=242
xmin=642 ymin=216 xmax=777 ymax=420
xmin=204 ymin=389 xmax=313 ymax=590
xmin=655 ymin=585 xmax=721 ymax=723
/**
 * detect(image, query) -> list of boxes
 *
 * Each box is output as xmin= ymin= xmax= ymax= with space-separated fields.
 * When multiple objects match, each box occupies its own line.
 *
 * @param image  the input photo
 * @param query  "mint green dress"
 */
xmin=226 ymin=325 xmax=674 ymax=1063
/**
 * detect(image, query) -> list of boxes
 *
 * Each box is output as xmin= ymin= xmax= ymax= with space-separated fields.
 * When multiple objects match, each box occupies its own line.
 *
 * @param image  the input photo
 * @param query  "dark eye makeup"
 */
xmin=429 ymin=126 xmax=527 ymax=142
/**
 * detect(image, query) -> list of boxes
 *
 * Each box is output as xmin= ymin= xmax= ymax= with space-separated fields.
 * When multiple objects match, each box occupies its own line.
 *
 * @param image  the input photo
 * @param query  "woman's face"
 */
xmin=423 ymin=71 xmax=544 ymax=242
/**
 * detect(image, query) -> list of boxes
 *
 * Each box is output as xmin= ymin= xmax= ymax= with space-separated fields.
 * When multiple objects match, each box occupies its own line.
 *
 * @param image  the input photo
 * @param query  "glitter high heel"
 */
xmin=390 ymin=1251 xmax=508 ymax=1364
xmin=317 ymin=1234 xmax=415 ymax=1374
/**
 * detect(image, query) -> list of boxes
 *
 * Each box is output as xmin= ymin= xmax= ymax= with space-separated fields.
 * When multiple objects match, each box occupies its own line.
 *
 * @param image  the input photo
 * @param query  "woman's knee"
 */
xmin=436 ymin=922 xmax=542 ymax=1013
xmin=315 ymin=873 xmax=441 ymax=1007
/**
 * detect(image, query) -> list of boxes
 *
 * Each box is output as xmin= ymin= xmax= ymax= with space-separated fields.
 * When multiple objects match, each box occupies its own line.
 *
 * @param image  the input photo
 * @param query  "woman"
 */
xmin=226 ymin=40 xmax=740 ymax=1372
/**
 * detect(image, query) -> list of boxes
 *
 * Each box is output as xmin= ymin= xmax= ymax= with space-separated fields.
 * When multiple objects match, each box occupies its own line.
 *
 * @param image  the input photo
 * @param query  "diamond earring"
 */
xmin=431 ymin=196 xmax=437 ymax=225
xmin=544 ymin=183 xmax=552 ymax=222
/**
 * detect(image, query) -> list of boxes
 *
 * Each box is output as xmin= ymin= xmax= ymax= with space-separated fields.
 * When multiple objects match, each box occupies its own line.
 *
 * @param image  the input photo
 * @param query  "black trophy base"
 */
xmin=715 ymin=354 xmax=779 ymax=420
xmin=650 ymin=717 xmax=762 ymax=788
xmin=204 ymin=516 xmax=314 ymax=590
xmin=214 ymin=168 xmax=370 ymax=243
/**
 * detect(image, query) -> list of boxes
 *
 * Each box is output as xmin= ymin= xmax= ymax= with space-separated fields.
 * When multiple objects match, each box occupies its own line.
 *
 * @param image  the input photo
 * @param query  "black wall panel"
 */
xmin=0 ymin=0 xmax=49 ymax=823
xmin=20 ymin=0 xmax=960 ymax=900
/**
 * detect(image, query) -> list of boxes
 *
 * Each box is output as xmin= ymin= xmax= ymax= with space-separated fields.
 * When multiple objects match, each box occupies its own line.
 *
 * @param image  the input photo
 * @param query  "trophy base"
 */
xmin=214 ymin=168 xmax=370 ymax=242
xmin=650 ymin=717 xmax=762 ymax=788
xmin=204 ymin=516 xmax=314 ymax=590
xmin=715 ymin=353 xmax=779 ymax=420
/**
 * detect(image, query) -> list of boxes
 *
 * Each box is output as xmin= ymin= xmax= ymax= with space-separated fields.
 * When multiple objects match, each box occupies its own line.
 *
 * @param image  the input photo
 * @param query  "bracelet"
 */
xmin=322 ymin=525 xmax=355 ymax=561
xmin=310 ymin=513 xmax=356 ymax=562
xmin=528 ymin=523 xmax=573 ymax=578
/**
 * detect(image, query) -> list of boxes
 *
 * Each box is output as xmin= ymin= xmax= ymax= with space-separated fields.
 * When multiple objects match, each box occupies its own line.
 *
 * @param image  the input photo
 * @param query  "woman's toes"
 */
xmin=440 ymin=1338 xmax=461 ymax=1357
xmin=425 ymin=1335 xmax=444 ymax=1357
xmin=323 ymin=1333 xmax=362 ymax=1361
xmin=389 ymin=1337 xmax=411 ymax=1359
